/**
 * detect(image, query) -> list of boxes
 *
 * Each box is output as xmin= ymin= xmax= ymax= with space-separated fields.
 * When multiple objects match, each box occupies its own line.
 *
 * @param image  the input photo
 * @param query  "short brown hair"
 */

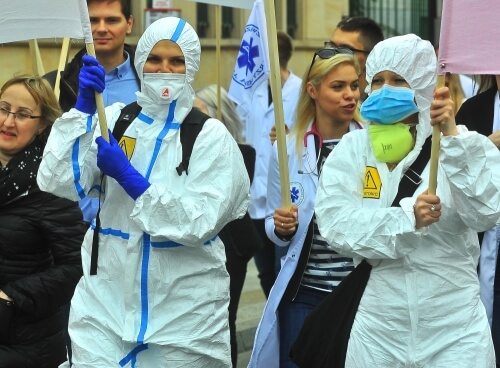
xmin=86 ymin=0 xmax=132 ymax=19
xmin=336 ymin=17 xmax=383 ymax=53
xmin=277 ymin=31 xmax=293 ymax=69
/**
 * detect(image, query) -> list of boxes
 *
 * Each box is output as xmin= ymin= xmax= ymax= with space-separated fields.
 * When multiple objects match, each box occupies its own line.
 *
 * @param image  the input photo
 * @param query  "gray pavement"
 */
xmin=236 ymin=260 xmax=267 ymax=368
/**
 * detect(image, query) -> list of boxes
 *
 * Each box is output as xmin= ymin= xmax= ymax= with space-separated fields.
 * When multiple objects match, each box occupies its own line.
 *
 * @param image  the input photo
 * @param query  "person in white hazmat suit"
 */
xmin=37 ymin=17 xmax=249 ymax=367
xmin=316 ymin=34 xmax=500 ymax=367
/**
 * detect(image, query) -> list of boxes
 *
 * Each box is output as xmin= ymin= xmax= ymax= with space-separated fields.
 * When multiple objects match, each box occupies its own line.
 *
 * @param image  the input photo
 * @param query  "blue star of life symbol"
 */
xmin=238 ymin=37 xmax=259 ymax=76
xmin=291 ymin=186 xmax=300 ymax=203
xmin=232 ymin=24 xmax=266 ymax=90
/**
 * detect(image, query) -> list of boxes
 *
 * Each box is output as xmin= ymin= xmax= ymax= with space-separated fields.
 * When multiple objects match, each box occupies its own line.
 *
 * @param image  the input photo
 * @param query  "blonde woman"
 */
xmin=249 ymin=47 xmax=362 ymax=368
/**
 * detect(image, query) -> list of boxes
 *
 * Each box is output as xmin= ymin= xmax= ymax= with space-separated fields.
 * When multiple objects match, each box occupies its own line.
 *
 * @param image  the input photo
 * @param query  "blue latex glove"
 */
xmin=75 ymin=55 xmax=105 ymax=114
xmin=96 ymin=131 xmax=150 ymax=200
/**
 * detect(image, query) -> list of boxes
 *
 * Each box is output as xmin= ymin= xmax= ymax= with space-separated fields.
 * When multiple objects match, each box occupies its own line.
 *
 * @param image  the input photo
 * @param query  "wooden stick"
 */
xmin=28 ymin=39 xmax=45 ymax=76
xmin=85 ymin=43 xmax=109 ymax=142
xmin=428 ymin=74 xmax=445 ymax=195
xmin=215 ymin=5 xmax=222 ymax=121
xmin=54 ymin=38 xmax=71 ymax=100
xmin=264 ymin=0 xmax=291 ymax=209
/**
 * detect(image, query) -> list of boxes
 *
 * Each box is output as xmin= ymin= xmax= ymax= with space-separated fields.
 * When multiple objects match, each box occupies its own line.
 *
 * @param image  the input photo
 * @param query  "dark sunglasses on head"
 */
xmin=307 ymin=47 xmax=354 ymax=78
xmin=324 ymin=40 xmax=369 ymax=55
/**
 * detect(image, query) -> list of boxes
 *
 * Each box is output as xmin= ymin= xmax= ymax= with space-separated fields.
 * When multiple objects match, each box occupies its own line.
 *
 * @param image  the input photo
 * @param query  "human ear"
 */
xmin=306 ymin=82 xmax=317 ymax=99
xmin=126 ymin=15 xmax=134 ymax=35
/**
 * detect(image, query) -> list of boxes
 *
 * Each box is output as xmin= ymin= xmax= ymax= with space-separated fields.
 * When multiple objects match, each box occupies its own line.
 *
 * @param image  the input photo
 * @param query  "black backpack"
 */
xmin=112 ymin=101 xmax=210 ymax=175
xmin=90 ymin=102 xmax=210 ymax=275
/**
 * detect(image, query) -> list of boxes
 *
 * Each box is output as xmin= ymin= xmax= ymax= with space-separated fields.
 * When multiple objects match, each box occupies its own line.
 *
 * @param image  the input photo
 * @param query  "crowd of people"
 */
xmin=1 ymin=1 xmax=500 ymax=367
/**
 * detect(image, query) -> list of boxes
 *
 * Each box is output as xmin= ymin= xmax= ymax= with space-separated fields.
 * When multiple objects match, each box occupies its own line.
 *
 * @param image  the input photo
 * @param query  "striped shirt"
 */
xmin=302 ymin=138 xmax=355 ymax=291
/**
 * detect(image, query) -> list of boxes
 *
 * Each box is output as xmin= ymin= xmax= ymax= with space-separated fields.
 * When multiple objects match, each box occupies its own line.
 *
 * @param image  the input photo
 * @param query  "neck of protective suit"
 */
xmin=361 ymin=84 xmax=419 ymax=124
xmin=368 ymin=122 xmax=414 ymax=163
xmin=137 ymin=73 xmax=187 ymax=118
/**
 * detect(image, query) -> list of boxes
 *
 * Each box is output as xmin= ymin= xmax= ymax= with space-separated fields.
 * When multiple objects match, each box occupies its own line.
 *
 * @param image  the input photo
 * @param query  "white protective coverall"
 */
xmin=38 ymin=18 xmax=249 ymax=367
xmin=316 ymin=34 xmax=500 ymax=367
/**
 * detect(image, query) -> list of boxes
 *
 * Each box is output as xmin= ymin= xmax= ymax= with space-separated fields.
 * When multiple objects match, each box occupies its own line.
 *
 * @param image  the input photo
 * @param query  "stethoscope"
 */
xmin=298 ymin=121 xmax=363 ymax=175
xmin=298 ymin=123 xmax=323 ymax=175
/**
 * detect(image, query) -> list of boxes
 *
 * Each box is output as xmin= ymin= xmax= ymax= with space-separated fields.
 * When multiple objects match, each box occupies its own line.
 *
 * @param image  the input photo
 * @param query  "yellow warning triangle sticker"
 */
xmin=363 ymin=166 xmax=381 ymax=199
xmin=119 ymin=136 xmax=136 ymax=160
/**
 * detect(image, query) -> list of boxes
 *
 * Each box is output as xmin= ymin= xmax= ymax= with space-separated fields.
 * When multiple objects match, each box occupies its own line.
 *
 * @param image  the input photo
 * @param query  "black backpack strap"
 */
xmin=391 ymin=136 xmax=432 ymax=207
xmin=89 ymin=208 xmax=101 ymax=275
xmin=175 ymin=108 xmax=210 ymax=176
xmin=91 ymin=102 xmax=141 ymax=275
xmin=112 ymin=101 xmax=142 ymax=141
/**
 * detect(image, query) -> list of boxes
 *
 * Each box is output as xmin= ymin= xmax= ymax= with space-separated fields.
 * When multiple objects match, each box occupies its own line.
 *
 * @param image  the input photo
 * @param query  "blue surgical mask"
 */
xmin=361 ymin=84 xmax=419 ymax=124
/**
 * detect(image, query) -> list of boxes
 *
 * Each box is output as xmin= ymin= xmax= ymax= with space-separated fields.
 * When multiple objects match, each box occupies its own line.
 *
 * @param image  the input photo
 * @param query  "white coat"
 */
xmin=38 ymin=17 xmax=249 ymax=368
xmin=239 ymin=72 xmax=302 ymax=219
xmin=248 ymin=121 xmax=362 ymax=368
xmin=316 ymin=34 xmax=500 ymax=367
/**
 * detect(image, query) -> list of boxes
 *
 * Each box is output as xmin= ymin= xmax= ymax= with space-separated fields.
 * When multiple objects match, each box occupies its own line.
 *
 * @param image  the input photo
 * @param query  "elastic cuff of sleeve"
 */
xmin=274 ymin=226 xmax=298 ymax=242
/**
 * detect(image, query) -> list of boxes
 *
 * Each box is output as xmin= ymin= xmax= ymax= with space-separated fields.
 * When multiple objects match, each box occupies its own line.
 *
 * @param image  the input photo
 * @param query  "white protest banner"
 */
xmin=428 ymin=0 xmax=500 ymax=194
xmin=0 ymin=0 xmax=109 ymax=141
xmin=184 ymin=0 xmax=253 ymax=9
xmin=0 ymin=0 xmax=91 ymax=43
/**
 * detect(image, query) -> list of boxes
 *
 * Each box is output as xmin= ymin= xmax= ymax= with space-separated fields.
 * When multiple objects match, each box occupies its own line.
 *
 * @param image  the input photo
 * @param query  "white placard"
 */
xmin=184 ymin=0 xmax=253 ymax=9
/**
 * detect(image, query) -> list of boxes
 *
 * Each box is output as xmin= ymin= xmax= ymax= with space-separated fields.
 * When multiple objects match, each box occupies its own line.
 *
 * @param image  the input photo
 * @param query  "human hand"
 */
xmin=414 ymin=190 xmax=441 ymax=229
xmin=96 ymin=131 xmax=150 ymax=200
xmin=0 ymin=290 xmax=13 ymax=302
xmin=75 ymin=55 xmax=105 ymax=114
xmin=273 ymin=206 xmax=298 ymax=237
xmin=430 ymin=87 xmax=458 ymax=136
xmin=96 ymin=131 xmax=130 ymax=179
xmin=269 ymin=124 xmax=289 ymax=144
xmin=488 ymin=130 xmax=500 ymax=149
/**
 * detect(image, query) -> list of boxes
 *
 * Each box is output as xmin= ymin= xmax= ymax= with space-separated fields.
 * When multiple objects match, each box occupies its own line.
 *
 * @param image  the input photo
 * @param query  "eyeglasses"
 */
xmin=324 ymin=41 xmax=369 ymax=55
xmin=307 ymin=47 xmax=354 ymax=78
xmin=0 ymin=107 xmax=42 ymax=123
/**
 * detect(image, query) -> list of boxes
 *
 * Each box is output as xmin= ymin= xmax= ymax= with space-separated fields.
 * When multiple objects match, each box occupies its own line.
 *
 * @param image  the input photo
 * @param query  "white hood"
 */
xmin=364 ymin=34 xmax=437 ymax=148
xmin=135 ymin=17 xmax=200 ymax=122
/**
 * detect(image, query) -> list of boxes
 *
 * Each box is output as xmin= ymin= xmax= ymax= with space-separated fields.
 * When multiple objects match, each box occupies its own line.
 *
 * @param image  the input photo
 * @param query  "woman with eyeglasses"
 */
xmin=316 ymin=34 xmax=500 ymax=367
xmin=0 ymin=75 xmax=85 ymax=367
xmin=249 ymin=47 xmax=362 ymax=368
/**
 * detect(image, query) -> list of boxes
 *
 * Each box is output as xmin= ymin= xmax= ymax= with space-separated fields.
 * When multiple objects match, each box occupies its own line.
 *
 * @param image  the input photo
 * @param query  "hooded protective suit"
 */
xmin=316 ymin=34 xmax=500 ymax=367
xmin=38 ymin=17 xmax=249 ymax=367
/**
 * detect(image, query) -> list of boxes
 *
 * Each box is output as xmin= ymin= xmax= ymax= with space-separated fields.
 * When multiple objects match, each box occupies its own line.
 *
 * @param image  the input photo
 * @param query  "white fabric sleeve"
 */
xmin=315 ymin=134 xmax=422 ymax=260
xmin=37 ymin=104 xmax=124 ymax=201
xmin=130 ymin=120 xmax=250 ymax=246
xmin=264 ymin=144 xmax=291 ymax=247
xmin=439 ymin=126 xmax=500 ymax=231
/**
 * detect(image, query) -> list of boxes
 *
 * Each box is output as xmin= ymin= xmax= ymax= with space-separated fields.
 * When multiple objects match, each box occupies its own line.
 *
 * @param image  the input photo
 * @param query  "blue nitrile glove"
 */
xmin=96 ymin=130 xmax=151 ymax=200
xmin=75 ymin=55 xmax=105 ymax=114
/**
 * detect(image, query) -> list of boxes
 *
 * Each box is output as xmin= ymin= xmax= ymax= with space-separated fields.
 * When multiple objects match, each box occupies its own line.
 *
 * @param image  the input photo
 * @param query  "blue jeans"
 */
xmin=278 ymin=285 xmax=329 ymax=368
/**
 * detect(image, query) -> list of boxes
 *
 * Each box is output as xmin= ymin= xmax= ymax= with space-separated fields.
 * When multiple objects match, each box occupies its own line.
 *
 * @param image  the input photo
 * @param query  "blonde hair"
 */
xmin=0 ymin=74 xmax=61 ymax=143
xmin=447 ymin=74 xmax=465 ymax=115
xmin=291 ymin=53 xmax=359 ymax=155
xmin=195 ymin=84 xmax=244 ymax=143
